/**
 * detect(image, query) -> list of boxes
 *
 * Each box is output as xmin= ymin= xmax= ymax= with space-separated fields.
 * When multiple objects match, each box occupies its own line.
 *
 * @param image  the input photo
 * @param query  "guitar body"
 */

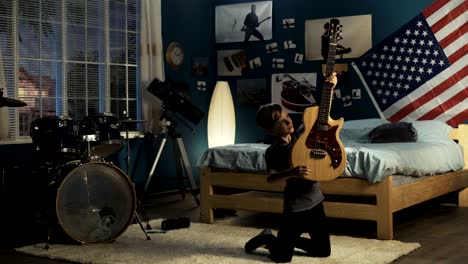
xmin=290 ymin=106 xmax=346 ymax=181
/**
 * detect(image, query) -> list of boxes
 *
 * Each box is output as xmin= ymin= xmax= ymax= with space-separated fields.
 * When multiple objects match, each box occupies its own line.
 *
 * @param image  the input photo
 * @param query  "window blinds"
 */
xmin=0 ymin=0 xmax=139 ymax=140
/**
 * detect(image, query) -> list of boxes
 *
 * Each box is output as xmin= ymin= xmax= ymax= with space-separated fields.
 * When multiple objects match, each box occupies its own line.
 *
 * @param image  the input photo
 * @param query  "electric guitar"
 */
xmin=290 ymin=18 xmax=346 ymax=182
xmin=241 ymin=16 xmax=271 ymax=34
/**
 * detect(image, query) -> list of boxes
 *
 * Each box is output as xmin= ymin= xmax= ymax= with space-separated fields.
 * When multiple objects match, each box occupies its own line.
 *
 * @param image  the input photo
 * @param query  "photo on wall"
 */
xmin=191 ymin=57 xmax=209 ymax=76
xmin=271 ymin=73 xmax=317 ymax=113
xmin=217 ymin=49 xmax=247 ymax=76
xmin=305 ymin=14 xmax=372 ymax=61
xmin=215 ymin=1 xmax=272 ymax=43
xmin=237 ymin=78 xmax=266 ymax=106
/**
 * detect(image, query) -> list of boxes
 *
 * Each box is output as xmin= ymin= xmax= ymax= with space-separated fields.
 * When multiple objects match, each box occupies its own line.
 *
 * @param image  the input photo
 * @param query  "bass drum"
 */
xmin=56 ymin=162 xmax=136 ymax=244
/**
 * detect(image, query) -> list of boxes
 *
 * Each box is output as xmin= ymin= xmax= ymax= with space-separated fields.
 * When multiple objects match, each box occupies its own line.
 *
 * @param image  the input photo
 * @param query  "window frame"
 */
xmin=0 ymin=0 xmax=140 ymax=143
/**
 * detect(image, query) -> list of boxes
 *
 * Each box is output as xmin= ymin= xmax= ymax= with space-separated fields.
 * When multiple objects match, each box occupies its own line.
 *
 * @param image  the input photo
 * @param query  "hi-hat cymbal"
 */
xmin=0 ymin=97 xmax=27 ymax=107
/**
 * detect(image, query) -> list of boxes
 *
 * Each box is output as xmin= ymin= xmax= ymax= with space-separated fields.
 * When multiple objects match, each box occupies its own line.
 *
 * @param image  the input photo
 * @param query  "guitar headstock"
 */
xmin=325 ymin=18 xmax=343 ymax=45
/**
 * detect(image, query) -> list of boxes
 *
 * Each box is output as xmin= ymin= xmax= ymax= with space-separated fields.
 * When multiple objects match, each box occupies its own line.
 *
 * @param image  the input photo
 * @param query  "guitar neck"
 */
xmin=258 ymin=17 xmax=270 ymax=25
xmin=318 ymin=43 xmax=337 ymax=125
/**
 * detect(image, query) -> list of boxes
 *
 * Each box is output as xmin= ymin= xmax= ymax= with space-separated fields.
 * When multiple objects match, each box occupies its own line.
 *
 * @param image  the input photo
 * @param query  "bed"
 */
xmin=196 ymin=119 xmax=468 ymax=240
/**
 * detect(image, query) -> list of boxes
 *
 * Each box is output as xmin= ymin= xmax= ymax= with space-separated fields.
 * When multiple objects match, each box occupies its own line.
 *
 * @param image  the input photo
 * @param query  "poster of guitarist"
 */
xmin=242 ymin=4 xmax=271 ymax=42
xmin=215 ymin=1 xmax=272 ymax=43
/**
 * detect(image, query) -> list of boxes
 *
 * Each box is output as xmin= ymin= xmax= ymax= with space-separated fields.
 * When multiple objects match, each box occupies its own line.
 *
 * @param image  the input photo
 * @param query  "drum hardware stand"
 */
xmin=120 ymin=117 xmax=159 ymax=236
xmin=143 ymin=111 xmax=200 ymax=206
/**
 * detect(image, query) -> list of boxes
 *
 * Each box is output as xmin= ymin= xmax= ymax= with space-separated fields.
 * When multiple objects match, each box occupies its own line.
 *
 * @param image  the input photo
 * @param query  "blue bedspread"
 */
xmin=341 ymin=138 xmax=464 ymax=182
xmin=195 ymin=120 xmax=465 ymax=183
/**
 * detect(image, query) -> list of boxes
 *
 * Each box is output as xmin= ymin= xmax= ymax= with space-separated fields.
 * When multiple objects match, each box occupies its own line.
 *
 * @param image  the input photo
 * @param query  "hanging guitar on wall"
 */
xmin=290 ymin=18 xmax=346 ymax=182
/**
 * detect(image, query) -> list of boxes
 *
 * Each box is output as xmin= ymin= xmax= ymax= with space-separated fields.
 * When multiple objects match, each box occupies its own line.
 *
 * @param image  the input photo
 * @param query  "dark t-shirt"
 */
xmin=244 ymin=12 xmax=258 ymax=27
xmin=264 ymin=134 xmax=324 ymax=213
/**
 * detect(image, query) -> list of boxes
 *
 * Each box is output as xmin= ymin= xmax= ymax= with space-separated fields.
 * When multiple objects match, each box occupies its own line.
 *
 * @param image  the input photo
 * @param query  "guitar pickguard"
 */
xmin=305 ymin=123 xmax=343 ymax=168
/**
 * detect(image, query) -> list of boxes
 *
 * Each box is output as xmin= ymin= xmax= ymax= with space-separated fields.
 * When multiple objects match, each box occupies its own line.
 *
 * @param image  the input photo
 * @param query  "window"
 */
xmin=0 ymin=0 xmax=140 ymax=141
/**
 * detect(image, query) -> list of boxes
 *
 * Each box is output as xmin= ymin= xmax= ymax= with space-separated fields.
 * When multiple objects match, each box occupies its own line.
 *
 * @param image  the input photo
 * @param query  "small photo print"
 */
xmin=266 ymin=42 xmax=279 ymax=53
xmin=334 ymin=89 xmax=341 ymax=99
xmin=282 ymin=18 xmax=295 ymax=28
xmin=196 ymin=81 xmax=207 ymax=91
xmin=283 ymin=40 xmax=296 ymax=49
xmin=294 ymin=53 xmax=304 ymax=64
xmin=352 ymin=89 xmax=361 ymax=99
xmin=272 ymin=58 xmax=285 ymax=68
xmin=249 ymin=57 xmax=262 ymax=69
xmin=342 ymin=95 xmax=352 ymax=107
xmin=237 ymin=78 xmax=267 ymax=105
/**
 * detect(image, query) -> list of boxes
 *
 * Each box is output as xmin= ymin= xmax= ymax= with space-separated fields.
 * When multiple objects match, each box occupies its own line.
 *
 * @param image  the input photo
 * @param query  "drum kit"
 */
xmin=29 ymin=113 xmax=154 ymax=246
xmin=2 ymin=89 xmax=198 ymax=246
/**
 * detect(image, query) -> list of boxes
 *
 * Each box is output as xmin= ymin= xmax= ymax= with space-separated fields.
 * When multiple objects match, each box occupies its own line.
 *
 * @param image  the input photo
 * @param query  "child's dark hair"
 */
xmin=256 ymin=103 xmax=282 ymax=130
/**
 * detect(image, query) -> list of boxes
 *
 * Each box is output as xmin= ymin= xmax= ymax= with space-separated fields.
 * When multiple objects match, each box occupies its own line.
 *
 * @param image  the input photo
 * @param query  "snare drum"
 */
xmin=56 ymin=161 xmax=136 ymax=244
xmin=78 ymin=113 xmax=123 ymax=157
xmin=30 ymin=116 xmax=79 ymax=161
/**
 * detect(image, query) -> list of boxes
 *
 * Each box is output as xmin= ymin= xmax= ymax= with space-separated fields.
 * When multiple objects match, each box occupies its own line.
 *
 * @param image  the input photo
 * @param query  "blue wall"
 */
xmin=1 ymin=0 xmax=436 ymax=194
xmin=146 ymin=0 xmax=434 ymax=191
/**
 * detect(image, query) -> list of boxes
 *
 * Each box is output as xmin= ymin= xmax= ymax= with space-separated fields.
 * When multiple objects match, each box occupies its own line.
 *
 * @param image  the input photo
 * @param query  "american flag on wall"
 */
xmin=352 ymin=0 xmax=467 ymax=127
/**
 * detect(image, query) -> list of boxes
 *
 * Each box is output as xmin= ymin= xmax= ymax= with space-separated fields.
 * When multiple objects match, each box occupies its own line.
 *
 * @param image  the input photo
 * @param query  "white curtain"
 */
xmin=140 ymin=0 xmax=165 ymax=133
xmin=0 ymin=47 xmax=9 ymax=140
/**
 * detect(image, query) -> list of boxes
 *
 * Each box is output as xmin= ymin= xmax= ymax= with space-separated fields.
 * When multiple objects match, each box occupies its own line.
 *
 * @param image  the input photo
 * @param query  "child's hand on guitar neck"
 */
xmin=325 ymin=72 xmax=338 ymax=89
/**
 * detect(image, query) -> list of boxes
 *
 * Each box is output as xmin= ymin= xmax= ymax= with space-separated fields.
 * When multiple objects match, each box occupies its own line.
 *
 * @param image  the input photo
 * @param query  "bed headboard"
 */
xmin=449 ymin=124 xmax=468 ymax=169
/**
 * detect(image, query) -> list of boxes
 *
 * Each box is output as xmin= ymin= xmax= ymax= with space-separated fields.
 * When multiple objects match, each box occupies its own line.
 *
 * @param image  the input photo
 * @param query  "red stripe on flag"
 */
xmin=446 ymin=108 xmax=468 ymax=127
xmin=423 ymin=0 xmax=451 ymax=18
xmin=448 ymin=43 xmax=468 ymax=64
xmin=429 ymin=1 xmax=466 ymax=33
xmin=388 ymin=64 xmax=468 ymax=122
xmin=419 ymin=87 xmax=468 ymax=120
xmin=439 ymin=22 xmax=468 ymax=48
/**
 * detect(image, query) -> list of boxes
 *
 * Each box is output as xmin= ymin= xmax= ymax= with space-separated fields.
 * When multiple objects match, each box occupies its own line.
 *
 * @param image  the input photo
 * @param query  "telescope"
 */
xmin=147 ymin=78 xmax=204 ymax=126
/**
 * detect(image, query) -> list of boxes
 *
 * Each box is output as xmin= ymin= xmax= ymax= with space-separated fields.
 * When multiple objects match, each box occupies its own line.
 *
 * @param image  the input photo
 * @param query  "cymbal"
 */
xmin=120 ymin=118 xmax=147 ymax=124
xmin=0 ymin=97 xmax=27 ymax=107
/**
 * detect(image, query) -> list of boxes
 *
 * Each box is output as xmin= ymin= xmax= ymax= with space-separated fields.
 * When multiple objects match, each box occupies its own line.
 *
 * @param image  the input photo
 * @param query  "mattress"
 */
xmin=195 ymin=120 xmax=465 ymax=183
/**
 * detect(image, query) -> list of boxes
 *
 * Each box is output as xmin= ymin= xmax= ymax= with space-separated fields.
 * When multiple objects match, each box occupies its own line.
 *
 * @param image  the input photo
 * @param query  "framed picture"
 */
xmin=215 ymin=1 xmax=272 ymax=43
xmin=237 ymin=79 xmax=266 ymax=106
xmin=191 ymin=57 xmax=209 ymax=76
xmin=271 ymin=73 xmax=317 ymax=113
xmin=217 ymin=49 xmax=247 ymax=76
xmin=305 ymin=14 xmax=372 ymax=61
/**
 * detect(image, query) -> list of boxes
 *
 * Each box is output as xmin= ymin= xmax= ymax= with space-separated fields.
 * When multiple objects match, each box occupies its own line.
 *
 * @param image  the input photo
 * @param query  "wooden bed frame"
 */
xmin=199 ymin=124 xmax=468 ymax=240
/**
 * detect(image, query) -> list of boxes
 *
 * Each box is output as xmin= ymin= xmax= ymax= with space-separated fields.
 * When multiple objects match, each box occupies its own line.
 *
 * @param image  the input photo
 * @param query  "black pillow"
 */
xmin=368 ymin=122 xmax=418 ymax=143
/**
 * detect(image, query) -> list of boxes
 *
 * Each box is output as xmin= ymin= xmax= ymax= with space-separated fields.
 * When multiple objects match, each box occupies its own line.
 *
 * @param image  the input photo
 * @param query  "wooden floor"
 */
xmin=1 ymin=191 xmax=467 ymax=264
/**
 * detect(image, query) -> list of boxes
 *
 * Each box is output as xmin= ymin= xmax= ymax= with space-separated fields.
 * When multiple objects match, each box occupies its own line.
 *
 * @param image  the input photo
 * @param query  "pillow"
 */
xmin=368 ymin=122 xmax=418 ymax=143
xmin=340 ymin=118 xmax=389 ymax=141
xmin=412 ymin=120 xmax=453 ymax=142
xmin=342 ymin=118 xmax=389 ymax=130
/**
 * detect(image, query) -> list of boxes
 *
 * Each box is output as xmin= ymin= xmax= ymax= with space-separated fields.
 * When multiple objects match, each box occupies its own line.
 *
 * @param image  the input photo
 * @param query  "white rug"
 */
xmin=15 ymin=219 xmax=420 ymax=264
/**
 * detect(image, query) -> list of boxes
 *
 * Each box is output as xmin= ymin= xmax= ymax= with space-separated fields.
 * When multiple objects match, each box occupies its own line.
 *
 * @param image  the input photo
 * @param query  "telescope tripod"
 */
xmin=144 ymin=117 xmax=200 ymax=205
